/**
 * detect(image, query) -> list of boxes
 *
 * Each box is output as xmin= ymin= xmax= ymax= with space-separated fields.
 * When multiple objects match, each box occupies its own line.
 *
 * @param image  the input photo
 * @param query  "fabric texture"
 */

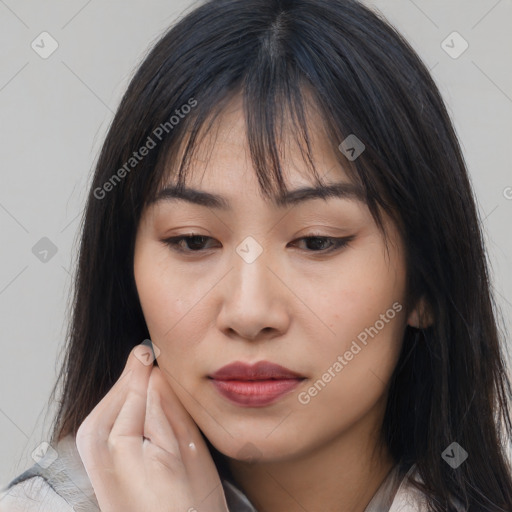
xmin=0 ymin=434 xmax=465 ymax=511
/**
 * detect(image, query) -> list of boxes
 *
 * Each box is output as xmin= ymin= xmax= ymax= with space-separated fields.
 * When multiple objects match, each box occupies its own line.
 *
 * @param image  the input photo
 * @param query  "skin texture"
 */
xmin=129 ymin=95 xmax=424 ymax=512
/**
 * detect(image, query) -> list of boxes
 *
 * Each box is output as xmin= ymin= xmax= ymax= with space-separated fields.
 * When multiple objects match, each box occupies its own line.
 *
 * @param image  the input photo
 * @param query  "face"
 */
xmin=133 ymin=95 xmax=414 ymax=464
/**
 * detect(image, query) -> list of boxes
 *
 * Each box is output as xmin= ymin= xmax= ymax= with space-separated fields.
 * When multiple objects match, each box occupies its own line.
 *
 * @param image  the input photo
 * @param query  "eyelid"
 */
xmin=160 ymin=232 xmax=355 ymax=255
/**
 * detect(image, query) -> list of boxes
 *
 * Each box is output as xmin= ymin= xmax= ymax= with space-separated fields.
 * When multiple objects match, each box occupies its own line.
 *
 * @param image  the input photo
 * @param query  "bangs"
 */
xmin=112 ymin=0 xmax=421 ymax=272
xmin=154 ymin=82 xmax=334 ymax=195
xmin=140 ymin=37 xmax=385 ymax=235
xmin=145 ymin=73 xmax=390 ymax=239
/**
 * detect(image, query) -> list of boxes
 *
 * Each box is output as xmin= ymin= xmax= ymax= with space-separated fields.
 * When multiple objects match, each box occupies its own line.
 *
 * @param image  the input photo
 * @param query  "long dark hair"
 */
xmin=47 ymin=0 xmax=512 ymax=509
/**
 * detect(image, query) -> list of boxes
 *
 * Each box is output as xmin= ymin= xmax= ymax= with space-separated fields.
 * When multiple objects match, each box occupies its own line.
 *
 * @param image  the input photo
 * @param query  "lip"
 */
xmin=209 ymin=360 xmax=304 ymax=380
xmin=208 ymin=361 xmax=305 ymax=407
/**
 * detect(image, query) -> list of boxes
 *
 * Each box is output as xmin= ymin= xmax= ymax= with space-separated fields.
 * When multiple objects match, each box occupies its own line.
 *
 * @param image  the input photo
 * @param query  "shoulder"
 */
xmin=389 ymin=463 xmax=466 ymax=512
xmin=0 ymin=435 xmax=99 ymax=512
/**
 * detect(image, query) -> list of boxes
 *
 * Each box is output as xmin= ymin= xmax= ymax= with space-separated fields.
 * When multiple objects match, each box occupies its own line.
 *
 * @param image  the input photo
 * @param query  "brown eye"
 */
xmin=161 ymin=233 xmax=355 ymax=256
xmin=289 ymin=235 xmax=355 ymax=253
xmin=162 ymin=234 xmax=216 ymax=253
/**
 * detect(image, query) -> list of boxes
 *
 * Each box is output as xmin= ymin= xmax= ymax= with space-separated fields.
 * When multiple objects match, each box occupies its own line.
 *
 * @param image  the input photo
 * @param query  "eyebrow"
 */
xmin=150 ymin=182 xmax=365 ymax=210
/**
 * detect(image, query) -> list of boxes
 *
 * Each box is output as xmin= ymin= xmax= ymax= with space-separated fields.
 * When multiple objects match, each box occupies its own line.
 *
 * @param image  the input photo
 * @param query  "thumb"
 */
xmin=148 ymin=366 xmax=229 ymax=512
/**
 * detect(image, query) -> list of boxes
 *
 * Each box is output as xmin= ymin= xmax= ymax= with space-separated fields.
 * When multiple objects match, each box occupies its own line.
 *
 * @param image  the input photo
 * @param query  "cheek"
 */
xmin=295 ymin=288 xmax=406 ymax=436
xmin=133 ymin=246 xmax=209 ymax=361
xmin=302 ymin=245 xmax=405 ymax=338
xmin=297 ymin=242 xmax=407 ymax=395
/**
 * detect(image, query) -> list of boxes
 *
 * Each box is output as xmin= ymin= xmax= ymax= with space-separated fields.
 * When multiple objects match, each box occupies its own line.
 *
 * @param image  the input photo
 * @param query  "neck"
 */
xmin=226 ymin=411 xmax=394 ymax=512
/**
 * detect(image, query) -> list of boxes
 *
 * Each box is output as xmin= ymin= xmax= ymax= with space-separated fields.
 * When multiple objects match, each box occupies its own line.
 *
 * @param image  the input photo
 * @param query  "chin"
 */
xmin=207 ymin=431 xmax=306 ymax=464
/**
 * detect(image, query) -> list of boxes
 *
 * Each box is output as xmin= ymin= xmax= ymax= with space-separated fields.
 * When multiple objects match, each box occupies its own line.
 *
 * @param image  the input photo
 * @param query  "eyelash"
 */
xmin=161 ymin=233 xmax=355 ymax=255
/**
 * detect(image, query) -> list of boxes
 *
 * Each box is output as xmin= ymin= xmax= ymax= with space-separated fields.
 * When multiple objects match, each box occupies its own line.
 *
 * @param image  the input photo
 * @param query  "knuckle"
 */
xmin=107 ymin=434 xmax=122 ymax=452
xmin=76 ymin=419 xmax=108 ymax=450
xmin=107 ymin=433 xmax=135 ymax=454
xmin=76 ymin=420 xmax=93 ymax=441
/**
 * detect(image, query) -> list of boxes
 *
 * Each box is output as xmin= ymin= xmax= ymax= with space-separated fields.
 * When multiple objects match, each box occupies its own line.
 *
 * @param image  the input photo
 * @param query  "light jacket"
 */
xmin=0 ymin=434 xmax=465 ymax=511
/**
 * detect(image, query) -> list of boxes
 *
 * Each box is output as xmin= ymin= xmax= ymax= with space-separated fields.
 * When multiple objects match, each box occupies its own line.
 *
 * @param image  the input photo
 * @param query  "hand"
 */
xmin=75 ymin=344 xmax=229 ymax=512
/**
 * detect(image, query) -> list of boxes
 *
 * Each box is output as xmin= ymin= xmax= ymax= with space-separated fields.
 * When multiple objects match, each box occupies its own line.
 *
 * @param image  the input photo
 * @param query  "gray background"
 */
xmin=1 ymin=0 xmax=511 ymax=485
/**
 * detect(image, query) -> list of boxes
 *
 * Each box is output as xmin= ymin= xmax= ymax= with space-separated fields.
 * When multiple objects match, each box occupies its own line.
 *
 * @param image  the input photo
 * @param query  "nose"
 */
xmin=215 ymin=245 xmax=291 ymax=342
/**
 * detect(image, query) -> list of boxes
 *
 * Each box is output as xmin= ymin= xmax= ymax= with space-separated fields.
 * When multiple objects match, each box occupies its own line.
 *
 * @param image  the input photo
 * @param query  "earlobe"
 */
xmin=407 ymin=296 xmax=434 ymax=328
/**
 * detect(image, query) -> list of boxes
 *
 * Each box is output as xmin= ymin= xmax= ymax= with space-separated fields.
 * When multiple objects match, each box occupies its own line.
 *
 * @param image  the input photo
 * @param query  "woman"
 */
xmin=1 ymin=0 xmax=511 ymax=510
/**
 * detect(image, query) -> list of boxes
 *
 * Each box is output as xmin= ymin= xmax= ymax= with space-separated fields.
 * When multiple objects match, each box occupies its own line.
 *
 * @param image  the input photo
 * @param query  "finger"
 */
xmin=78 ymin=345 xmax=152 ymax=441
xmin=101 ymin=345 xmax=155 ymax=488
xmin=76 ymin=344 xmax=156 ymax=512
xmin=150 ymin=367 xmax=226 ymax=501
xmin=109 ymin=345 xmax=154 ymax=439
xmin=76 ymin=343 xmax=153 ymax=468
xmin=144 ymin=368 xmax=182 ymax=458
xmin=147 ymin=366 xmax=199 ymax=444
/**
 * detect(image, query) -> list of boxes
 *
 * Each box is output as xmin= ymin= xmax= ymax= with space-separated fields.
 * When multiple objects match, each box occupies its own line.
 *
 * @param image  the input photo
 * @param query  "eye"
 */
xmin=161 ymin=233 xmax=355 ymax=255
xmin=162 ymin=234 xmax=217 ymax=253
xmin=289 ymin=233 xmax=355 ymax=253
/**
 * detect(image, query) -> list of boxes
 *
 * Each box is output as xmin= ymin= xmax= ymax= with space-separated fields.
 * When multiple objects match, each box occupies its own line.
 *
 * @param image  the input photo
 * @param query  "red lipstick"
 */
xmin=208 ymin=361 xmax=305 ymax=407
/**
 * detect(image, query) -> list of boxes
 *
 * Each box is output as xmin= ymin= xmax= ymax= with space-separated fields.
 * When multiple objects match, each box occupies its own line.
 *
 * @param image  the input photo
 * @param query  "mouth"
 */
xmin=208 ymin=360 xmax=306 ymax=407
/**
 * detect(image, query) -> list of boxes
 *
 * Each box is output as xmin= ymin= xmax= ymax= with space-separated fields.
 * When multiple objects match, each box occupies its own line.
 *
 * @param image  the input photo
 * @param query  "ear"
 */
xmin=407 ymin=296 xmax=434 ymax=329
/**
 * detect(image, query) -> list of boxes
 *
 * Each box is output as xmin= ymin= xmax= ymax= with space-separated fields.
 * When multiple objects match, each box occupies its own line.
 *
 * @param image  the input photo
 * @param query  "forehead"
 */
xmin=191 ymin=90 xmax=342 ymax=171
xmin=152 ymin=93 xmax=364 ymax=210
